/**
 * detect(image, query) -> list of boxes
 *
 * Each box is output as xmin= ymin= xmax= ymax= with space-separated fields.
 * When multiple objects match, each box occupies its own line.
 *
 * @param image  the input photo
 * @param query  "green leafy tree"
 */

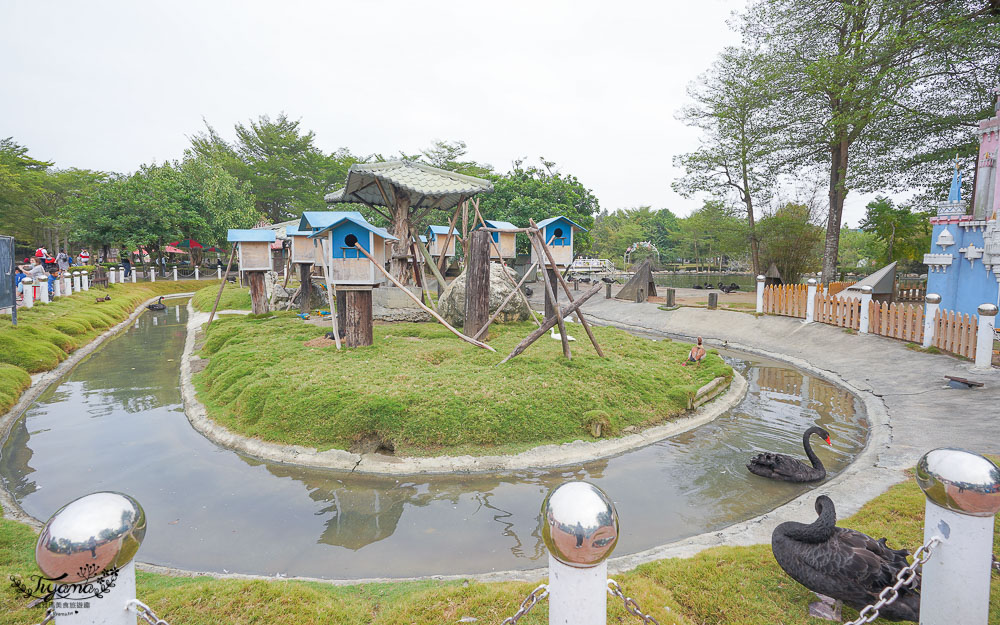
xmin=674 ymin=202 xmax=748 ymax=270
xmin=837 ymin=225 xmax=887 ymax=272
xmin=0 ymin=137 xmax=52 ymax=243
xmin=757 ymin=203 xmax=824 ymax=283
xmin=858 ymin=196 xmax=931 ymax=267
xmin=673 ymin=47 xmax=782 ymax=275
xmin=739 ymin=0 xmax=1000 ymax=282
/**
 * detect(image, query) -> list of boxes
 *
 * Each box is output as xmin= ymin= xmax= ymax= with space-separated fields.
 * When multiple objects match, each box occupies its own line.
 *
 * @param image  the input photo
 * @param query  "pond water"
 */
xmin=0 ymin=301 xmax=868 ymax=580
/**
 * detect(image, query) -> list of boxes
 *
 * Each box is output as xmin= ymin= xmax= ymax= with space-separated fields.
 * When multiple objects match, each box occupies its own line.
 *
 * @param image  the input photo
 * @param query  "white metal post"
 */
xmin=52 ymin=560 xmax=137 ymax=625
xmin=150 ymin=269 xmax=155 ymax=282
xmin=22 ymin=277 xmax=33 ymax=308
xmin=118 ymin=266 xmax=124 ymax=283
xmin=53 ymin=275 xmax=61 ymax=298
xmin=805 ymin=278 xmax=817 ymax=323
xmin=110 ymin=267 xmax=117 ymax=284
xmin=37 ymin=275 xmax=48 ymax=304
xmin=755 ymin=274 xmax=765 ymax=313
xmin=923 ymin=293 xmax=941 ymax=348
xmin=217 ymin=266 xmax=222 ymax=280
xmin=195 ymin=266 xmax=200 ymax=280
xmin=130 ymin=268 xmax=136 ymax=283
xmin=916 ymin=449 xmax=1000 ymax=625
xmin=81 ymin=270 xmax=89 ymax=291
xmin=172 ymin=266 xmax=177 ymax=281
xmin=72 ymin=271 xmax=81 ymax=292
xmin=63 ymin=275 xmax=72 ymax=295
xmin=542 ymin=481 xmax=619 ymax=625
xmin=858 ymin=285 xmax=872 ymax=334
xmin=974 ymin=304 xmax=997 ymax=370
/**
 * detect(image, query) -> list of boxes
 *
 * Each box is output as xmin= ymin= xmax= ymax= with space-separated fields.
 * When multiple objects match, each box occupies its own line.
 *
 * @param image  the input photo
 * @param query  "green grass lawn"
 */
xmin=0 ymin=280 xmax=216 ymax=415
xmin=3 ymin=472 xmax=998 ymax=624
xmin=192 ymin=283 xmax=252 ymax=312
xmin=194 ymin=315 xmax=732 ymax=456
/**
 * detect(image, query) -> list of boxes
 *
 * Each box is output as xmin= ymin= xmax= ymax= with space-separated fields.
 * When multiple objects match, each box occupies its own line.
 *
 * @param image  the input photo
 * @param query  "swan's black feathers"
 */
xmin=746 ymin=426 xmax=829 ymax=482
xmin=772 ymin=496 xmax=919 ymax=622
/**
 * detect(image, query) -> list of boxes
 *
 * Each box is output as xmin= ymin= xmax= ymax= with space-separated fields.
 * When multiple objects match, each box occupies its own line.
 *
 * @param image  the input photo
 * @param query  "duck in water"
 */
xmin=772 ymin=495 xmax=919 ymax=622
xmin=147 ymin=296 xmax=167 ymax=311
xmin=747 ymin=426 xmax=831 ymax=482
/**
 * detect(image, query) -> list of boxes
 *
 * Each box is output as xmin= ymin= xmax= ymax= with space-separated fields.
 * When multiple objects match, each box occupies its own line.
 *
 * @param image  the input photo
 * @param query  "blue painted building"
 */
xmin=924 ymin=128 xmax=1000 ymax=317
xmin=308 ymin=214 xmax=397 ymax=285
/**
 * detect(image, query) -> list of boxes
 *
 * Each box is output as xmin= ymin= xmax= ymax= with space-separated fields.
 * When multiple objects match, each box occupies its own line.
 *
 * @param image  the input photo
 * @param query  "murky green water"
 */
xmin=0 ymin=301 xmax=868 ymax=579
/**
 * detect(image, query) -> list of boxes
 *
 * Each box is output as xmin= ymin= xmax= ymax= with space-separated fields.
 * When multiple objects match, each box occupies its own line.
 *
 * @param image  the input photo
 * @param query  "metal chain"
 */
xmin=127 ymin=599 xmax=171 ymax=625
xmin=501 ymin=584 xmax=548 ymax=625
xmin=32 ymin=606 xmax=54 ymax=625
xmin=607 ymin=579 xmax=660 ymax=625
xmin=844 ymin=537 xmax=939 ymax=625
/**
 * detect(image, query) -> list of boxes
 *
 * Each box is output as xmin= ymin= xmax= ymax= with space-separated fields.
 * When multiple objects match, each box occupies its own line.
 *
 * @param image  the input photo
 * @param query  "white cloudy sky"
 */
xmin=1 ymin=0 xmax=874 ymax=225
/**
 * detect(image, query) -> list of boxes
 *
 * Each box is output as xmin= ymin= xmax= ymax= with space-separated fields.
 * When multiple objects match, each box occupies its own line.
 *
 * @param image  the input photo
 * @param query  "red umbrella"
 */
xmin=168 ymin=238 xmax=205 ymax=249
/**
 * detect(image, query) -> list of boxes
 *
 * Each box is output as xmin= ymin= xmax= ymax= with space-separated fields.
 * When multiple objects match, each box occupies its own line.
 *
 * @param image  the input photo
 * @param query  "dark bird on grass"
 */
xmin=747 ymin=426 xmax=831 ymax=482
xmin=146 ymin=296 xmax=167 ymax=311
xmin=692 ymin=284 xmax=704 ymax=290
xmin=94 ymin=295 xmax=111 ymax=303
xmin=600 ymin=276 xmax=617 ymax=284
xmin=772 ymin=495 xmax=920 ymax=622
xmin=721 ymin=285 xmax=736 ymax=294
xmin=729 ymin=282 xmax=740 ymax=291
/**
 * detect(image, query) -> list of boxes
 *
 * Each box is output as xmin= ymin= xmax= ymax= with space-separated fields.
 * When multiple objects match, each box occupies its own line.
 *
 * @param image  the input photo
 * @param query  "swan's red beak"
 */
xmin=825 ymin=437 xmax=832 ymax=445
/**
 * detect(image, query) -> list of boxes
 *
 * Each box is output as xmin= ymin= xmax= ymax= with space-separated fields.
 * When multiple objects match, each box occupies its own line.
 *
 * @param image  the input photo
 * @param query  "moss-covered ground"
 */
xmin=4 ymin=472 xmax=998 ymax=624
xmin=191 ymin=283 xmax=252 ymax=313
xmin=0 ymin=280 xmax=215 ymax=415
xmin=194 ymin=314 xmax=732 ymax=455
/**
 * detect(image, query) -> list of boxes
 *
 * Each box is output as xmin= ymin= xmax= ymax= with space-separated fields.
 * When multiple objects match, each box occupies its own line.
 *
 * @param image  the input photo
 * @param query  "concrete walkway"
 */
xmin=570 ymin=297 xmax=1000 ymax=471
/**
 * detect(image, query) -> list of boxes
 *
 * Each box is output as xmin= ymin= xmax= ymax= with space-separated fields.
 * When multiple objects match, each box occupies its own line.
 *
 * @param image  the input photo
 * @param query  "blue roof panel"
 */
xmin=535 ymin=216 xmax=588 ymax=232
xmin=299 ymin=211 xmax=365 ymax=232
xmin=309 ymin=215 xmax=398 ymax=242
xmin=285 ymin=226 xmax=310 ymax=237
xmin=228 ymin=229 xmax=276 ymax=243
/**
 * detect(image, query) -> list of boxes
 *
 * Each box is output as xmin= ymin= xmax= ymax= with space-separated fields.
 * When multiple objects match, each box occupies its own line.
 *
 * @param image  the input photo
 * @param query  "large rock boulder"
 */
xmin=438 ymin=263 xmax=531 ymax=326
xmin=373 ymin=286 xmax=431 ymax=322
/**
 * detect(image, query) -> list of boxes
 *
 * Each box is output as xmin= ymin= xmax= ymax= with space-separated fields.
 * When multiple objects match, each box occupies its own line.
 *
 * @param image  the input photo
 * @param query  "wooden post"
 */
xmin=318 ymin=239 xmax=342 ymax=350
xmin=528 ymin=221 xmax=605 ymax=358
xmin=344 ymin=289 xmax=374 ymax=347
xmin=473 ymin=262 xmax=538 ymax=341
xmin=528 ymin=234 xmax=571 ymax=359
xmin=462 ymin=201 xmax=469 ymax=267
xmin=472 ymin=208 xmax=542 ymax=327
xmin=299 ymin=263 xmax=313 ymax=313
xmin=500 ymin=283 xmax=603 ymax=364
xmin=353 ymin=243 xmax=495 ymax=351
xmin=336 ymin=290 xmax=346 ymax=338
xmin=436 ymin=205 xmax=462 ymax=276
xmin=465 ymin=230 xmax=492 ymax=340
xmin=544 ymin=268 xmax=559 ymax=319
xmin=247 ymin=271 xmax=268 ymax=314
xmin=207 ymin=246 xmax=237 ymax=327
xmin=411 ymin=229 xmax=447 ymax=302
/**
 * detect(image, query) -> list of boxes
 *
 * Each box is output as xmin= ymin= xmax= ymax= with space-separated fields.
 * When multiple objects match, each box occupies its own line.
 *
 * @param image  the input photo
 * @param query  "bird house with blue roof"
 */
xmin=227 ymin=229 xmax=276 ymax=272
xmin=531 ymin=216 xmax=587 ymax=268
xmin=480 ymin=220 xmax=518 ymax=259
xmin=426 ymin=225 xmax=458 ymax=260
xmin=309 ymin=215 xmax=397 ymax=285
xmin=286 ymin=226 xmax=323 ymax=265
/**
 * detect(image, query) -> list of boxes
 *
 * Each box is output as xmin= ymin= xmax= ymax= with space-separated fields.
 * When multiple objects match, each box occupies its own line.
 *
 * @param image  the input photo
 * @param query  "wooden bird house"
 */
xmin=310 ymin=215 xmax=397 ymax=286
xmin=481 ymin=220 xmax=518 ymax=259
xmin=426 ymin=225 xmax=458 ymax=260
xmin=228 ymin=229 xmax=276 ymax=272
xmin=531 ymin=216 xmax=586 ymax=268
xmin=286 ymin=226 xmax=323 ymax=265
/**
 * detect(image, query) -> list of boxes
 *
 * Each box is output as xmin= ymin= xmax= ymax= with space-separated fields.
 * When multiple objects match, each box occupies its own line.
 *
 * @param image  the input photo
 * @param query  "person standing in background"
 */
xmin=56 ymin=249 xmax=70 ymax=272
xmin=78 ymin=248 xmax=91 ymax=265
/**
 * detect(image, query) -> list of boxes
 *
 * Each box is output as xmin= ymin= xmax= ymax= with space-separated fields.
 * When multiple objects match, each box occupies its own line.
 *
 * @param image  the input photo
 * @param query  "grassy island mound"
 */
xmin=194 ymin=314 xmax=732 ymax=456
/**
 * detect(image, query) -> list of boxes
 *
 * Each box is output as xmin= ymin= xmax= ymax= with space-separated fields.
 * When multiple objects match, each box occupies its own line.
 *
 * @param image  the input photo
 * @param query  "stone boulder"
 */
xmin=373 ymin=286 xmax=432 ymax=322
xmin=438 ymin=263 xmax=531 ymax=327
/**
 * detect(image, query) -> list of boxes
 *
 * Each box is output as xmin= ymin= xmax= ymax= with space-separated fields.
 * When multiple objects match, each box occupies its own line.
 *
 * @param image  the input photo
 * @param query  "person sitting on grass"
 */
xmin=682 ymin=337 xmax=706 ymax=365
xmin=14 ymin=267 xmax=25 ymax=300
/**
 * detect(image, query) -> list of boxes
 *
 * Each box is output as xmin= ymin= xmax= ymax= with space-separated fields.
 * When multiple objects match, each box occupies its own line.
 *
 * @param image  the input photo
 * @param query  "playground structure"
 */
xmin=623 ymin=240 xmax=658 ymax=267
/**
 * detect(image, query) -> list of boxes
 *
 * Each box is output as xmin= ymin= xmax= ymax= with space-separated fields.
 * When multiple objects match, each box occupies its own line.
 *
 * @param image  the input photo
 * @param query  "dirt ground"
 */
xmin=648 ymin=286 xmax=756 ymax=308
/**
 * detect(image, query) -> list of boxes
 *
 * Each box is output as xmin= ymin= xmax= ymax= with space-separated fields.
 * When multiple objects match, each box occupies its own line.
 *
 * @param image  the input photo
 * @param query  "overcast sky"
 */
xmin=2 ymin=0 xmax=875 ymax=225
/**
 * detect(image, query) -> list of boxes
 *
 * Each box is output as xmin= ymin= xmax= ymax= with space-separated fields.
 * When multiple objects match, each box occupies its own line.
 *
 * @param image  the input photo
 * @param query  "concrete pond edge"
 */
xmin=179 ymin=302 xmax=748 ymax=475
xmin=0 ymin=292 xmax=196 ymax=531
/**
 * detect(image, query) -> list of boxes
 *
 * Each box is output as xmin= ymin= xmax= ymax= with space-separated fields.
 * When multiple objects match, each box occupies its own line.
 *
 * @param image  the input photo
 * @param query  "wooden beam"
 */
xmin=528 ymin=233 xmax=571 ymax=359
xmin=353 ymin=243 xmax=495 ymax=351
xmin=206 ymin=246 xmax=237 ymax=327
xmin=499 ymin=283 xmax=602 ymax=364
xmin=529 ymin=220 xmax=605 ymax=358
xmin=464 ymin=230 xmax=491 ymax=340
xmin=411 ymin=228 xmax=447 ymax=298
xmin=473 ymin=262 xmax=537 ymax=341
xmin=318 ymin=239 xmax=342 ymax=350
xmin=471 ymin=208 xmax=542 ymax=327
xmin=436 ymin=204 xmax=462 ymax=276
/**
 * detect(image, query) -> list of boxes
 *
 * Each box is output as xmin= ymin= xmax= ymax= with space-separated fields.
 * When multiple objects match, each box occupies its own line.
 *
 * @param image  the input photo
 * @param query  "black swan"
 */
xmin=772 ymin=495 xmax=919 ymax=622
xmin=146 ymin=296 xmax=166 ymax=311
xmin=747 ymin=426 xmax=831 ymax=482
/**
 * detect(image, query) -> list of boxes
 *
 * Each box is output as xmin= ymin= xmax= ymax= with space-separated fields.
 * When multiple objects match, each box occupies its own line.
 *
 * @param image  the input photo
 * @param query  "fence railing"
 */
xmin=761 ymin=284 xmax=809 ymax=318
xmin=814 ymin=292 xmax=861 ymax=329
xmin=930 ymin=309 xmax=978 ymax=360
xmin=868 ymin=301 xmax=925 ymax=344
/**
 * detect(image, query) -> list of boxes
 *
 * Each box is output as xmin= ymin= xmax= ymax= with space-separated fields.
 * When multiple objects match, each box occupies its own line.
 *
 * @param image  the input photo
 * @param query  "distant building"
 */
xmin=924 ymin=103 xmax=1000 ymax=316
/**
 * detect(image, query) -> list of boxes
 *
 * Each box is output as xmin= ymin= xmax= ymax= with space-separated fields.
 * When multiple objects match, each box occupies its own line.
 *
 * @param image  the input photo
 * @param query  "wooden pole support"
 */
xmin=318 ymin=239 xmax=342 ymax=350
xmin=299 ymin=263 xmax=313 ymax=313
xmin=436 ymin=205 xmax=462 ymax=276
xmin=528 ymin=220 xmax=606 ymax=358
xmin=472 ymin=262 xmax=537 ymax=341
xmin=344 ymin=290 xmax=374 ymax=347
xmin=247 ymin=271 xmax=268 ymax=314
xmin=411 ymin=229 xmax=447 ymax=302
xmin=353 ymin=243 xmax=495 ymax=351
xmin=465 ymin=229 xmax=492 ymax=340
xmin=500 ymin=283 xmax=603 ymax=364
xmin=472 ymin=208 xmax=542 ymax=328
xmin=207 ymin=246 xmax=237 ymax=328
xmin=528 ymin=233 xmax=571 ymax=359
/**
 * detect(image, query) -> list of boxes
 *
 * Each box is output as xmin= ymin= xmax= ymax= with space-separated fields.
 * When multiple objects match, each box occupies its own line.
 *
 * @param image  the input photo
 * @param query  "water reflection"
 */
xmin=0 ymin=302 xmax=868 ymax=579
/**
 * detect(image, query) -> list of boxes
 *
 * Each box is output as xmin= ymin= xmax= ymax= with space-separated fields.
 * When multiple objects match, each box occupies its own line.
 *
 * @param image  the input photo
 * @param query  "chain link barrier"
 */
xmin=843 ymin=537 xmax=939 ymax=625
xmin=128 ymin=599 xmax=172 ymax=625
xmin=500 ymin=584 xmax=548 ymax=625
xmin=607 ymin=579 xmax=660 ymax=625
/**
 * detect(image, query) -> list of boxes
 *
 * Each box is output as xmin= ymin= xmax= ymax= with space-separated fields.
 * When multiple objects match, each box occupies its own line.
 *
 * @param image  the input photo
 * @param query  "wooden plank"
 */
xmin=317 ymin=239 xmax=342 ymax=350
xmin=353 ymin=242 xmax=495 ymax=351
xmin=499 ymin=283 xmax=603 ymax=364
xmin=464 ymin=230 xmax=491 ymax=340
xmin=207 ymin=246 xmax=238 ymax=328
